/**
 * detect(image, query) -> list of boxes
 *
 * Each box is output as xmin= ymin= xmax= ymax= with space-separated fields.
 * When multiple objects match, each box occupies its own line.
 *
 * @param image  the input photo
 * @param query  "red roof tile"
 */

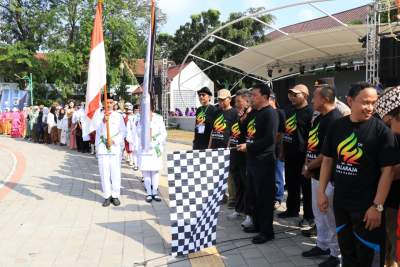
xmin=267 ymin=5 xmax=369 ymax=40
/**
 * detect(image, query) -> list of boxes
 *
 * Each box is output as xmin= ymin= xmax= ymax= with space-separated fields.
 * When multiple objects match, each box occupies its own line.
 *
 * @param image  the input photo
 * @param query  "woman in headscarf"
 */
xmin=42 ymin=107 xmax=50 ymax=144
xmin=68 ymin=101 xmax=77 ymax=149
xmin=29 ymin=106 xmax=39 ymax=141
xmin=10 ymin=108 xmax=22 ymax=138
xmin=47 ymin=106 xmax=58 ymax=144
xmin=4 ymin=108 xmax=12 ymax=135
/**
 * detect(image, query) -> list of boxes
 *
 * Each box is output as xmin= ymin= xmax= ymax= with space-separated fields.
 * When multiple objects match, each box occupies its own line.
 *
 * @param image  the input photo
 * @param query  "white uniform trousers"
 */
xmin=98 ymin=154 xmax=121 ymax=198
xmin=142 ymin=171 xmax=159 ymax=196
xmin=312 ymin=179 xmax=340 ymax=257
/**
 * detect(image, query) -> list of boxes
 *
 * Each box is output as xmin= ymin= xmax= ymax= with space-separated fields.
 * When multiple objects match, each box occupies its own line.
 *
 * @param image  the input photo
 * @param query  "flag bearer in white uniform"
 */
xmin=96 ymin=94 xmax=127 ymax=207
xmin=127 ymin=107 xmax=167 ymax=203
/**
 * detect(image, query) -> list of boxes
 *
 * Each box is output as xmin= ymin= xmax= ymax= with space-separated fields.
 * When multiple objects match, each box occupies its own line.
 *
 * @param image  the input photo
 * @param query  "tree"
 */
xmin=159 ymin=7 xmax=273 ymax=90
xmin=0 ymin=0 xmax=166 ymax=103
xmin=0 ymin=0 xmax=59 ymax=51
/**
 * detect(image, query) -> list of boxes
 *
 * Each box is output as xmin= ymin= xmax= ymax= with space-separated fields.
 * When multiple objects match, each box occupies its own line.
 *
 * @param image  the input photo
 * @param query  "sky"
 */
xmin=157 ymin=0 xmax=371 ymax=34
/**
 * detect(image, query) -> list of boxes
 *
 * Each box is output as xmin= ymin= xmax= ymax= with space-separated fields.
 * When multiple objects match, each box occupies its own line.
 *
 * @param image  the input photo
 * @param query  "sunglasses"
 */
xmin=198 ymin=93 xmax=208 ymax=97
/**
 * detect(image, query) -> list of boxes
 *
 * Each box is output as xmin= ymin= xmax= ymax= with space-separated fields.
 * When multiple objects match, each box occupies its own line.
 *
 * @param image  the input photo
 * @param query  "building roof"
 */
xmin=221 ymin=5 xmax=370 ymax=80
xmin=128 ymin=59 xmax=176 ymax=77
xmin=267 ymin=5 xmax=369 ymax=40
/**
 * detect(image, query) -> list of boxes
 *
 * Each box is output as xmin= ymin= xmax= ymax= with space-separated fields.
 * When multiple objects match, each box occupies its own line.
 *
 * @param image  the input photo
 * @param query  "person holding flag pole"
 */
xmin=84 ymin=0 xmax=126 ymax=207
xmin=127 ymin=0 xmax=167 ymax=203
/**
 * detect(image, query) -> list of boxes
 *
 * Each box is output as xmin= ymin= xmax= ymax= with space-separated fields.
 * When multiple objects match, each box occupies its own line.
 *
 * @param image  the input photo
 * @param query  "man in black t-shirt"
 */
xmin=318 ymin=82 xmax=399 ymax=267
xmin=209 ymin=89 xmax=238 ymax=206
xmin=279 ymin=84 xmax=314 ymax=227
xmin=209 ymin=89 xmax=238 ymax=149
xmin=237 ymin=83 xmax=278 ymax=244
xmin=193 ymin=87 xmax=216 ymax=150
xmin=300 ymin=83 xmax=342 ymax=267
xmin=374 ymin=86 xmax=400 ymax=267
xmin=269 ymin=93 xmax=286 ymax=208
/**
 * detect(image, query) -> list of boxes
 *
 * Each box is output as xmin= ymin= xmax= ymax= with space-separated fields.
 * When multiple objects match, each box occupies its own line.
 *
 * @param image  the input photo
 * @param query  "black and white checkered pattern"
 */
xmin=167 ymin=148 xmax=230 ymax=256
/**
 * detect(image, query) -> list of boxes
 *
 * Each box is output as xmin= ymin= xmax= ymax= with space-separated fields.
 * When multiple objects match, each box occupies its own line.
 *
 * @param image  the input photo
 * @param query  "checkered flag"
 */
xmin=167 ymin=148 xmax=230 ymax=256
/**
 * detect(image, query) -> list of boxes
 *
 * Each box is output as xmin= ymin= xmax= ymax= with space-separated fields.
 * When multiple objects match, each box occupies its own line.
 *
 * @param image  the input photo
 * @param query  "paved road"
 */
xmin=0 ymin=136 xmax=323 ymax=267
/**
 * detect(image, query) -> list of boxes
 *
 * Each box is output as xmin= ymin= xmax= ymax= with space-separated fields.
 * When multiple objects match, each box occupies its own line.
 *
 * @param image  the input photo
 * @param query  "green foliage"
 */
xmin=0 ymin=0 xmax=166 ymax=103
xmin=159 ymin=7 xmax=273 ymax=91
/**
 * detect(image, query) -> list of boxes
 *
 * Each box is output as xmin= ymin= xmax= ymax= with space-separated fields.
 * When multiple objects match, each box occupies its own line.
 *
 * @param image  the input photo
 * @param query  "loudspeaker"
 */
xmin=380 ymin=37 xmax=400 ymax=86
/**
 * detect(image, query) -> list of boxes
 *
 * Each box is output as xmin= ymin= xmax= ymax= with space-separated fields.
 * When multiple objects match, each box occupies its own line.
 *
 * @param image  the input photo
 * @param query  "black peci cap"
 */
xmin=102 ymin=93 xmax=116 ymax=102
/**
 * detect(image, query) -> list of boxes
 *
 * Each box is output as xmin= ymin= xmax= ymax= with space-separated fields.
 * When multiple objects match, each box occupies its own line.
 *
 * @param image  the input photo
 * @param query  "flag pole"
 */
xmin=98 ymin=0 xmax=111 ymax=150
xmin=104 ymin=84 xmax=112 ymax=149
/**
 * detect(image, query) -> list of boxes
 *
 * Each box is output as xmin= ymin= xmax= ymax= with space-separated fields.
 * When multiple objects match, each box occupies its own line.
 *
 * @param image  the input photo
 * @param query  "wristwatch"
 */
xmin=372 ymin=203 xmax=384 ymax=212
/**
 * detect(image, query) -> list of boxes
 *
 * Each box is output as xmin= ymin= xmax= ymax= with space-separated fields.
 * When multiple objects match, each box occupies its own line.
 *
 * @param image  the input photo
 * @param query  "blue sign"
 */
xmin=0 ymin=89 xmax=30 ymax=111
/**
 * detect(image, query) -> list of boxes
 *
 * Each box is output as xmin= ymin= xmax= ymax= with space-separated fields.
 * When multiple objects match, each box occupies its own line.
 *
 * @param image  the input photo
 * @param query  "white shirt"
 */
xmin=128 ymin=113 xmax=167 ymax=171
xmin=95 ymin=111 xmax=126 ymax=155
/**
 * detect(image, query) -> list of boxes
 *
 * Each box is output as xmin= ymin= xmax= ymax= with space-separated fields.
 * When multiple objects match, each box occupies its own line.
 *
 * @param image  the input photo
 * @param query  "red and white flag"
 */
xmin=84 ymin=1 xmax=106 ymax=137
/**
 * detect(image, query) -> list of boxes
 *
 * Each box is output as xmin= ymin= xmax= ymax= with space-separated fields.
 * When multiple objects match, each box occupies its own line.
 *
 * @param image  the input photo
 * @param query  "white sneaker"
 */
xmin=227 ymin=211 xmax=240 ymax=220
xmin=241 ymin=216 xmax=253 ymax=228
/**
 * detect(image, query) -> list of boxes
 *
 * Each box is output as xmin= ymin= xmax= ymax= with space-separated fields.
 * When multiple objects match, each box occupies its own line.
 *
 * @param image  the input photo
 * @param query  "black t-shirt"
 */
xmin=322 ymin=116 xmax=399 ymax=211
xmin=193 ymin=104 xmax=216 ymax=150
xmin=276 ymin=108 xmax=286 ymax=134
xmin=210 ymin=108 xmax=238 ymax=149
xmin=283 ymin=105 xmax=313 ymax=156
xmin=385 ymin=134 xmax=400 ymax=209
xmin=245 ymin=106 xmax=278 ymax=160
xmin=306 ymin=108 xmax=342 ymax=180
xmin=228 ymin=110 xmax=248 ymax=169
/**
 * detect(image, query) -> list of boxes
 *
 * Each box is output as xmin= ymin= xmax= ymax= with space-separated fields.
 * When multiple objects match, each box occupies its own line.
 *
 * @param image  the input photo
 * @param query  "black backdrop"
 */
xmin=380 ymin=37 xmax=400 ymax=87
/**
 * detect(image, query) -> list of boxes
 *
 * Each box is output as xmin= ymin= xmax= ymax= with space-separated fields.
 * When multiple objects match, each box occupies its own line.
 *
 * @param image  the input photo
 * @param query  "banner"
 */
xmin=0 ymin=89 xmax=29 ymax=111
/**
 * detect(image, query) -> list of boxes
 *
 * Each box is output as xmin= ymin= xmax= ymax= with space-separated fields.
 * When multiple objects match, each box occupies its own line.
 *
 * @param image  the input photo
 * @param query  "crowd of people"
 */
xmin=1 ymin=77 xmax=399 ymax=267
xmin=193 ymin=78 xmax=400 ymax=267
xmin=0 ymin=97 xmax=168 ymax=206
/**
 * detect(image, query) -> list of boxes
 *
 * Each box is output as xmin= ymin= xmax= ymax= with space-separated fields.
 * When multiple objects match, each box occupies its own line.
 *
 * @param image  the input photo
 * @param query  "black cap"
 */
xmin=102 ymin=93 xmax=116 ymax=102
xmin=197 ymin=87 xmax=212 ymax=96
xmin=314 ymin=77 xmax=335 ymax=89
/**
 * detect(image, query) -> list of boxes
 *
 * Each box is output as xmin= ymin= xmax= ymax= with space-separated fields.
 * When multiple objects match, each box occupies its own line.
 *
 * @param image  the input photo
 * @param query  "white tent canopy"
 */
xmin=221 ymin=24 xmax=367 ymax=80
xmin=170 ymin=61 xmax=214 ymax=112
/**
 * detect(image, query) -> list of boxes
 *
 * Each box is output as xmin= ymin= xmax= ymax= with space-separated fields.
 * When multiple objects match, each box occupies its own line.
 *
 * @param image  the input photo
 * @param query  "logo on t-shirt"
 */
xmin=231 ymin=122 xmax=240 ymax=139
xmin=337 ymin=132 xmax=363 ymax=165
xmin=285 ymin=114 xmax=297 ymax=134
xmin=229 ymin=122 xmax=241 ymax=145
xmin=335 ymin=132 xmax=363 ymax=176
xmin=307 ymin=123 xmax=320 ymax=152
xmin=196 ymin=109 xmax=206 ymax=125
xmin=213 ymin=114 xmax=227 ymax=134
xmin=247 ymin=118 xmax=256 ymax=137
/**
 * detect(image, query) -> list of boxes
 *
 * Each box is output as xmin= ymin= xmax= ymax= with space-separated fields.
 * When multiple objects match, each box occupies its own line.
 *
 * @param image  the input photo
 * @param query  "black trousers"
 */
xmin=247 ymin=156 xmax=275 ymax=236
xmin=231 ymin=159 xmax=248 ymax=214
xmin=284 ymin=154 xmax=313 ymax=219
xmin=76 ymin=134 xmax=82 ymax=151
xmin=334 ymin=205 xmax=385 ymax=267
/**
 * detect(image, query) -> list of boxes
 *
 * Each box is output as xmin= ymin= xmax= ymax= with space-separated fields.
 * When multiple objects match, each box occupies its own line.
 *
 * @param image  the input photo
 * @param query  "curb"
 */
xmin=0 ymin=144 xmax=26 ymax=201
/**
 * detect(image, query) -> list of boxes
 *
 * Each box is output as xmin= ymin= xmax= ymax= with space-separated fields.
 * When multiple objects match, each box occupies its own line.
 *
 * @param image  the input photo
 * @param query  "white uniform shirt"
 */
xmin=95 ymin=111 xmax=126 ymax=155
xmin=129 ymin=113 xmax=167 ymax=171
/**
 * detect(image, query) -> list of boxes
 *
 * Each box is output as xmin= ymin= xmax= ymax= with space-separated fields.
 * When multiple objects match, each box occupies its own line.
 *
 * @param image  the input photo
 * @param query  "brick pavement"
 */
xmin=0 ymin=136 xmax=324 ymax=267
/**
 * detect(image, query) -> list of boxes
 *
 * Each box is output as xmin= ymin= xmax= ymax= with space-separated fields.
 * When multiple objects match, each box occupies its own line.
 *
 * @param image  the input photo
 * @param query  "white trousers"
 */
xmin=98 ymin=154 xmax=121 ymax=198
xmin=143 ymin=171 xmax=159 ymax=196
xmin=312 ymin=179 xmax=340 ymax=257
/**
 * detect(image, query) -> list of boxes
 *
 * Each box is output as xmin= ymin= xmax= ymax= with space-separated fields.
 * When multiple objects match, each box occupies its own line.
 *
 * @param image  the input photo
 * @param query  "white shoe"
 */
xmin=241 ymin=216 xmax=253 ymax=228
xmin=227 ymin=211 xmax=240 ymax=220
